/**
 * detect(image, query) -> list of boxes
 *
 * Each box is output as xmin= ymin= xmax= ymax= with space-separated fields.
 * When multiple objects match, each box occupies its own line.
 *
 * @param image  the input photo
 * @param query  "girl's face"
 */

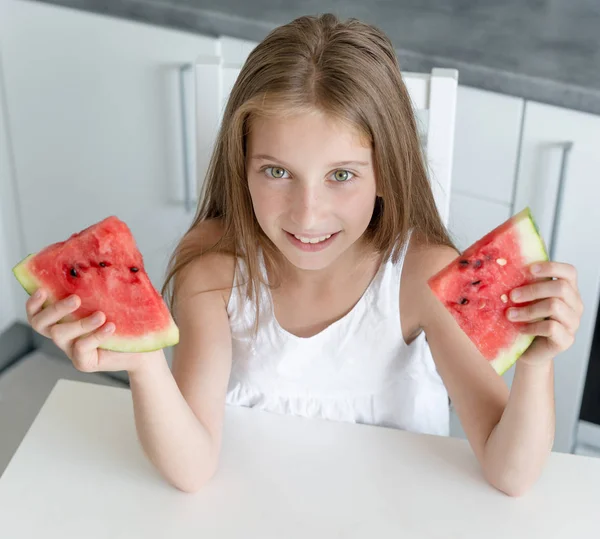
xmin=246 ymin=110 xmax=378 ymax=272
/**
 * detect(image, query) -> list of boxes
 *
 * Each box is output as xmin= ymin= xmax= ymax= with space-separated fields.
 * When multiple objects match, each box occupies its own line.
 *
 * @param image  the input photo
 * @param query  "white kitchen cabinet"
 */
xmin=451 ymin=86 xmax=524 ymax=205
xmin=447 ymin=192 xmax=512 ymax=252
xmin=0 ymin=0 xmax=219 ymax=325
xmin=514 ymin=101 xmax=600 ymax=453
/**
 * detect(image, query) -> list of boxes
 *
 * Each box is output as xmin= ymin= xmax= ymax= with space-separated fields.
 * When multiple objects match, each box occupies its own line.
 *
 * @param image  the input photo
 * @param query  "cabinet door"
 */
xmin=452 ymin=86 xmax=523 ymax=205
xmin=448 ymin=192 xmax=512 ymax=252
xmin=0 ymin=0 xmax=217 ymax=323
xmin=514 ymin=101 xmax=600 ymax=453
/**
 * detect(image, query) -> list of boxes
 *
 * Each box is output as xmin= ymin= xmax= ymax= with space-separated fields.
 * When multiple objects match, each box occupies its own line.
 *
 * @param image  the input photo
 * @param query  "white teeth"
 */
xmin=294 ymin=234 xmax=332 ymax=244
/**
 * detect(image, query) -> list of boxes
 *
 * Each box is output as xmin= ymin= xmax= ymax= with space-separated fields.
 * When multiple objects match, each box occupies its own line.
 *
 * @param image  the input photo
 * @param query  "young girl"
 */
xmin=26 ymin=14 xmax=582 ymax=497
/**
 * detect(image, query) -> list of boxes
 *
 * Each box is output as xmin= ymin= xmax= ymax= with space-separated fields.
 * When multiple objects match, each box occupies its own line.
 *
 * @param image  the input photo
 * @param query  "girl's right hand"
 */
xmin=26 ymin=288 xmax=161 ymax=374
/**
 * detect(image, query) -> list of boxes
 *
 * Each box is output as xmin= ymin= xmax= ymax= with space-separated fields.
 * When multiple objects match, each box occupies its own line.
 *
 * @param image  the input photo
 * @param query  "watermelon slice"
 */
xmin=12 ymin=216 xmax=179 ymax=353
xmin=428 ymin=207 xmax=549 ymax=375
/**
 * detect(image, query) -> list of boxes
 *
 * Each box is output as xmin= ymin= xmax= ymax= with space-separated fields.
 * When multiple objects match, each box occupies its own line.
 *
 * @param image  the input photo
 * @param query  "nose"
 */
xmin=289 ymin=182 xmax=326 ymax=230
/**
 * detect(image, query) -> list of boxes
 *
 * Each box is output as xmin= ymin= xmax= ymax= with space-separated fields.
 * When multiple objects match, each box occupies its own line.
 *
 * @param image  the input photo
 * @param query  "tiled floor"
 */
xmin=0 ymin=350 xmax=125 ymax=476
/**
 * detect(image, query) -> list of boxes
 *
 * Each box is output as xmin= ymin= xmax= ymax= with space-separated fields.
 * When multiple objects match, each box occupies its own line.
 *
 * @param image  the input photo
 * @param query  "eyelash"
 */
xmin=261 ymin=166 xmax=356 ymax=184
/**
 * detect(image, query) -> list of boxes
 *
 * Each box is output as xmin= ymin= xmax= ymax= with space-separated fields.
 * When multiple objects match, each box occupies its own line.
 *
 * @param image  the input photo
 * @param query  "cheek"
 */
xmin=340 ymin=185 xmax=377 ymax=224
xmin=248 ymin=179 xmax=283 ymax=223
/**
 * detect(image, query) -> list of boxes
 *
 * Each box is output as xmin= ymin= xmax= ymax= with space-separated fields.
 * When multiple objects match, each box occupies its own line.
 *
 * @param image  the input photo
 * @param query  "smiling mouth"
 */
xmin=283 ymin=230 xmax=341 ymax=249
xmin=292 ymin=233 xmax=334 ymax=244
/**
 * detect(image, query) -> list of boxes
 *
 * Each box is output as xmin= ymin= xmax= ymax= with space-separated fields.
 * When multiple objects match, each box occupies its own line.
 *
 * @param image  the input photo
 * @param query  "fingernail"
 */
xmin=90 ymin=312 xmax=103 ymax=324
xmin=102 ymin=323 xmax=115 ymax=333
xmin=531 ymin=264 xmax=542 ymax=274
xmin=511 ymin=289 xmax=521 ymax=300
xmin=508 ymin=308 xmax=519 ymax=320
xmin=67 ymin=296 xmax=78 ymax=307
xmin=33 ymin=289 xmax=42 ymax=299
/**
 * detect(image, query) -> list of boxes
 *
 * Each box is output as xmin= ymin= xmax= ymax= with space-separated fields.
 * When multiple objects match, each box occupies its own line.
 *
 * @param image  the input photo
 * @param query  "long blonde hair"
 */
xmin=161 ymin=13 xmax=456 ymax=316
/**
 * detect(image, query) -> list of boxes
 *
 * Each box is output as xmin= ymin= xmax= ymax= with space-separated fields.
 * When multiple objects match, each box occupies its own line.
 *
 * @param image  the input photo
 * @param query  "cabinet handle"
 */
xmin=179 ymin=63 xmax=194 ymax=213
xmin=548 ymin=141 xmax=574 ymax=260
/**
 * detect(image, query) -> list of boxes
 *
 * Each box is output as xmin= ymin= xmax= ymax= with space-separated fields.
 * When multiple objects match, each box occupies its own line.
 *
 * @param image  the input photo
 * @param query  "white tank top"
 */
xmin=225 ymin=232 xmax=450 ymax=436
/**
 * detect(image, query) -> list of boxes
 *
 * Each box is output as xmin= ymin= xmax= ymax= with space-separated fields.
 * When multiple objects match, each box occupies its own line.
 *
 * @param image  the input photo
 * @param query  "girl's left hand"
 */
xmin=506 ymin=261 xmax=584 ymax=365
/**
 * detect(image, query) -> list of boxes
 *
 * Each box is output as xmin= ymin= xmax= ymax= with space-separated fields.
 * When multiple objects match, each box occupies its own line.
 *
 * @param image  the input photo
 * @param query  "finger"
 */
xmin=531 ymin=261 xmax=584 ymax=316
xmin=26 ymin=288 xmax=48 ymax=320
xmin=529 ymin=261 xmax=578 ymax=288
xmin=519 ymin=319 xmax=574 ymax=354
xmin=30 ymin=295 xmax=80 ymax=337
xmin=510 ymin=277 xmax=580 ymax=312
xmin=71 ymin=322 xmax=116 ymax=372
xmin=507 ymin=298 xmax=578 ymax=333
xmin=49 ymin=311 xmax=107 ymax=350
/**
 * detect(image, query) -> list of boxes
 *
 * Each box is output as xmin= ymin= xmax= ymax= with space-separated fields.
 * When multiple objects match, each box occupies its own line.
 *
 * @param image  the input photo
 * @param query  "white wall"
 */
xmin=0 ymin=43 xmax=26 ymax=333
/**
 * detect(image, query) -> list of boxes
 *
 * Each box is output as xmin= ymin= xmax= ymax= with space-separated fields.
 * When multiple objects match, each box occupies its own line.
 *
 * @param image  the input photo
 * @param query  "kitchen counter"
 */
xmin=24 ymin=0 xmax=600 ymax=116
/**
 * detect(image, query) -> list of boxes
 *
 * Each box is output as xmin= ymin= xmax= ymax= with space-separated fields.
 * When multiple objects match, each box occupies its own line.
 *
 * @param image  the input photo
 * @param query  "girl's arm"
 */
xmin=128 ymin=250 xmax=235 ymax=493
xmin=479 ymin=355 xmax=554 ymax=496
xmin=406 ymin=243 xmax=582 ymax=497
xmin=479 ymin=261 xmax=581 ymax=495
xmin=24 ymin=219 xmax=234 ymax=493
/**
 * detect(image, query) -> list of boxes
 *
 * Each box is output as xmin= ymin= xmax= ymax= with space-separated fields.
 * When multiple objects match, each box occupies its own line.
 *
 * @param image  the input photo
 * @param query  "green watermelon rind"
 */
xmin=99 ymin=324 xmax=180 ymax=353
xmin=12 ymin=253 xmax=179 ymax=353
xmin=489 ymin=334 xmax=536 ymax=375
xmin=12 ymin=254 xmax=43 ymax=296
xmin=514 ymin=207 xmax=550 ymax=264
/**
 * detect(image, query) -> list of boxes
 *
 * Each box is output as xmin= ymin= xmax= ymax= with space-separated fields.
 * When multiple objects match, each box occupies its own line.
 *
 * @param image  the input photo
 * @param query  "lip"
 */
xmin=284 ymin=230 xmax=340 ymax=252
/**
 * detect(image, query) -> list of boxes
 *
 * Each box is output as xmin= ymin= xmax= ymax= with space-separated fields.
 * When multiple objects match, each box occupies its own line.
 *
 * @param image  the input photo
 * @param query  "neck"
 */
xmin=275 ymin=238 xmax=381 ymax=290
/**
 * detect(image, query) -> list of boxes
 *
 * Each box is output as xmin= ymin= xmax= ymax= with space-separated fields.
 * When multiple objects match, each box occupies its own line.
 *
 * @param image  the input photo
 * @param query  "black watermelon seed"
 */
xmin=459 ymin=297 xmax=469 ymax=305
xmin=474 ymin=260 xmax=483 ymax=268
xmin=70 ymin=268 xmax=78 ymax=277
xmin=459 ymin=259 xmax=469 ymax=266
xmin=99 ymin=262 xmax=106 ymax=267
xmin=471 ymin=280 xmax=481 ymax=285
xmin=130 ymin=267 xmax=139 ymax=273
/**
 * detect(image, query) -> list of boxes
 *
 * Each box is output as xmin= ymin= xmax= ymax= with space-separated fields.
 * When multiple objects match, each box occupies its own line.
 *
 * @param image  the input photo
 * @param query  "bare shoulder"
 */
xmin=173 ymin=218 xmax=236 ymax=308
xmin=400 ymin=230 xmax=460 ymax=338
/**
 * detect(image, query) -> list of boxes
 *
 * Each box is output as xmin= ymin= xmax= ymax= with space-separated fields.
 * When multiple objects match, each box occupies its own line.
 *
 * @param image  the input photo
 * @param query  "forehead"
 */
xmin=247 ymin=110 xmax=371 ymax=163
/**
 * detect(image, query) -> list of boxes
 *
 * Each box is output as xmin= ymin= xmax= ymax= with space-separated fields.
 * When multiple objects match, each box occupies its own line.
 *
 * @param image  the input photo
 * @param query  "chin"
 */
xmin=282 ymin=252 xmax=337 ymax=272
xmin=274 ymin=233 xmax=358 ymax=272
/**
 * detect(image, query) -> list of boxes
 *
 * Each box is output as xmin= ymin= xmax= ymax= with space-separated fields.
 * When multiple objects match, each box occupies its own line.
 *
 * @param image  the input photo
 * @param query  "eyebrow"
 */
xmin=251 ymin=154 xmax=370 ymax=168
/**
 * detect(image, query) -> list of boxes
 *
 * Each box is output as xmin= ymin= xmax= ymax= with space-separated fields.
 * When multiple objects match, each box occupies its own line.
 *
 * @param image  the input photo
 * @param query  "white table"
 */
xmin=1 ymin=380 xmax=599 ymax=538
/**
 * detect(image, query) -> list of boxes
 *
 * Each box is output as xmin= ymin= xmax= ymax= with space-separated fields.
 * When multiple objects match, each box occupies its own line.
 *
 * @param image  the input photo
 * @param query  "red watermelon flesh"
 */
xmin=12 ymin=216 xmax=179 ymax=353
xmin=428 ymin=207 xmax=548 ymax=375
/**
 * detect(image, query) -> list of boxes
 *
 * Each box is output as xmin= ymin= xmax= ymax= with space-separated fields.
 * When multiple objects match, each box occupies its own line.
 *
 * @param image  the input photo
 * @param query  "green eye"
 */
xmin=266 ymin=167 xmax=288 ymax=179
xmin=333 ymin=170 xmax=352 ymax=182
